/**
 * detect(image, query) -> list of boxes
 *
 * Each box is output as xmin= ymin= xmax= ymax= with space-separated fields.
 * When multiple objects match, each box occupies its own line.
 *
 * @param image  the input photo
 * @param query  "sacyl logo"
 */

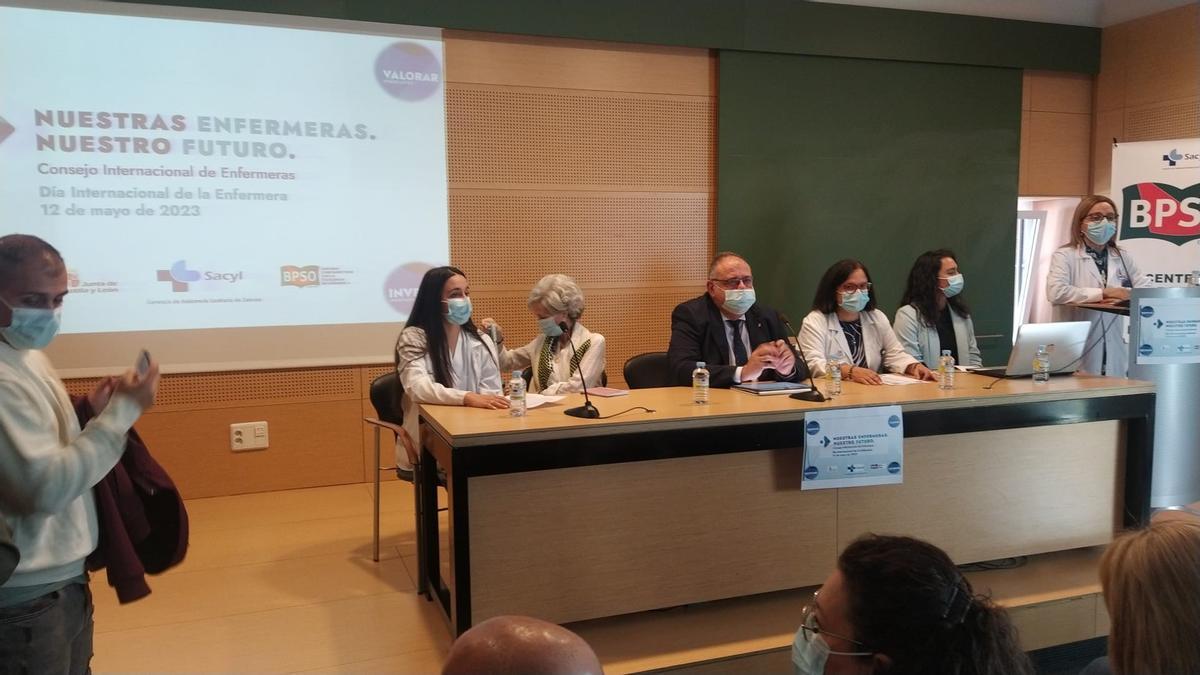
xmin=1162 ymin=149 xmax=1200 ymax=168
xmin=156 ymin=260 xmax=242 ymax=292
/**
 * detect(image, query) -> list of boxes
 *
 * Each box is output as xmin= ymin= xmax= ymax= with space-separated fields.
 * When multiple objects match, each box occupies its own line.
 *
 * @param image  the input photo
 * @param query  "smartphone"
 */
xmin=136 ymin=350 xmax=151 ymax=377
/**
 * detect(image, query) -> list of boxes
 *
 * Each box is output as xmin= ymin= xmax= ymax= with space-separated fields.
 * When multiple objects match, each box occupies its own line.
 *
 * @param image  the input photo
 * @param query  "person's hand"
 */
xmin=771 ymin=340 xmax=796 ymax=376
xmin=87 ymin=376 xmax=119 ymax=412
xmin=113 ymin=359 xmax=160 ymax=412
xmin=480 ymin=318 xmax=504 ymax=344
xmin=465 ymin=392 xmax=510 ymax=410
xmin=906 ymin=363 xmax=937 ymax=381
xmin=1102 ymin=287 xmax=1131 ymax=302
xmin=846 ymin=364 xmax=883 ymax=385
xmin=741 ymin=343 xmax=778 ymax=381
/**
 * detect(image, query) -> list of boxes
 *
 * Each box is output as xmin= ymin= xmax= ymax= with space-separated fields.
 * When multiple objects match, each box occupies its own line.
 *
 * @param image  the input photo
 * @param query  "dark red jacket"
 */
xmin=74 ymin=398 xmax=189 ymax=603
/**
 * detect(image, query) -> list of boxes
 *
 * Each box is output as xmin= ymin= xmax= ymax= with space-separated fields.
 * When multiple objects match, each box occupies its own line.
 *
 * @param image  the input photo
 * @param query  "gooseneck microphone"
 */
xmin=559 ymin=322 xmax=600 ymax=419
xmin=779 ymin=314 xmax=827 ymax=403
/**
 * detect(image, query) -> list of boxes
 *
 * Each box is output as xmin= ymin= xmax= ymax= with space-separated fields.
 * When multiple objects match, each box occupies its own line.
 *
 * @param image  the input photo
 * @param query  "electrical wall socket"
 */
xmin=230 ymin=421 xmax=269 ymax=451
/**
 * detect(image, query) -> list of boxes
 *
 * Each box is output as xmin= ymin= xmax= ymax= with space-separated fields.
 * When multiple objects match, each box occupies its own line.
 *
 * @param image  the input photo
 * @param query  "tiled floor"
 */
xmin=90 ymin=481 xmax=452 ymax=673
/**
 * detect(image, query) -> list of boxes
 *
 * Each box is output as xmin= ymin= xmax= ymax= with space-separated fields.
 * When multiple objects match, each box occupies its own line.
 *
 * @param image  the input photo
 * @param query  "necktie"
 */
xmin=728 ymin=319 xmax=748 ymax=366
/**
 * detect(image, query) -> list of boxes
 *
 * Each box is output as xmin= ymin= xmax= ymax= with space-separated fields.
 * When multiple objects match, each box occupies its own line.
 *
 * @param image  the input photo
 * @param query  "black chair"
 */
xmin=364 ymin=372 xmax=432 ymax=596
xmin=623 ymin=352 xmax=672 ymax=389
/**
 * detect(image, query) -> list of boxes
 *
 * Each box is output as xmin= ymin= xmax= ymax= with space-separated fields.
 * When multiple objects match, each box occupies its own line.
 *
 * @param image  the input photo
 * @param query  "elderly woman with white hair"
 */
xmin=482 ymin=274 xmax=606 ymax=395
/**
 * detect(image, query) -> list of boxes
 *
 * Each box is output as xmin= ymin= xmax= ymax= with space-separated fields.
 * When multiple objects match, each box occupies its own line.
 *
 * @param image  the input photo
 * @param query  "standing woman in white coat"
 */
xmin=394 ymin=266 xmax=507 ymax=476
xmin=799 ymin=259 xmax=936 ymax=384
xmin=1046 ymin=195 xmax=1148 ymax=376
xmin=894 ymin=249 xmax=983 ymax=368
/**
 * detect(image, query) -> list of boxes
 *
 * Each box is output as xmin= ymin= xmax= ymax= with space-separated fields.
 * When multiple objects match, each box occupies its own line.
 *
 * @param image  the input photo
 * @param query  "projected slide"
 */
xmin=0 ymin=5 xmax=448 ymax=334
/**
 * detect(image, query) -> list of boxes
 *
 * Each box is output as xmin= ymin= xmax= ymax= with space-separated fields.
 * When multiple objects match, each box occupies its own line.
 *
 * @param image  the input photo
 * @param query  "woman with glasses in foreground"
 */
xmin=799 ymin=259 xmax=935 ymax=384
xmin=1046 ymin=195 xmax=1149 ymax=376
xmin=792 ymin=534 xmax=1033 ymax=675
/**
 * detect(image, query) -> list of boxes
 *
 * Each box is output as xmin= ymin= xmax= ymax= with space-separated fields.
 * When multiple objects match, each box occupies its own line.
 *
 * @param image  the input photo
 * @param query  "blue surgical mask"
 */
xmin=0 ymin=300 xmax=62 ymax=350
xmin=838 ymin=290 xmax=869 ymax=313
xmin=444 ymin=297 xmax=472 ymax=325
xmin=1086 ymin=218 xmax=1117 ymax=246
xmin=538 ymin=317 xmax=563 ymax=337
xmin=722 ymin=288 xmax=756 ymax=316
xmin=791 ymin=629 xmax=831 ymax=675
xmin=941 ymin=273 xmax=964 ymax=298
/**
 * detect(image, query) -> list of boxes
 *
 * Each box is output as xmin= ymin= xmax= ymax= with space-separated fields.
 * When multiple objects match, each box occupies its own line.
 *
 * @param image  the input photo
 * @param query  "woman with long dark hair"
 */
xmin=1046 ymin=195 xmax=1148 ymax=376
xmin=798 ymin=259 xmax=935 ymax=384
xmin=893 ymin=249 xmax=982 ymax=368
xmin=394 ymin=266 xmax=505 ymax=471
xmin=791 ymin=534 xmax=1034 ymax=675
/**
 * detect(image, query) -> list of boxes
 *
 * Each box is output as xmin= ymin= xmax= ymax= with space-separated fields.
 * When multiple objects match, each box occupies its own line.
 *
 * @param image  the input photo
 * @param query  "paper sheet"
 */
xmin=520 ymin=393 xmax=565 ymax=409
xmin=878 ymin=373 xmax=929 ymax=386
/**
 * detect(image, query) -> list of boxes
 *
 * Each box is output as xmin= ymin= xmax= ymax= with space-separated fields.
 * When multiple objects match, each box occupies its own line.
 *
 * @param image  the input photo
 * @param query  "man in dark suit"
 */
xmin=668 ymin=252 xmax=808 ymax=387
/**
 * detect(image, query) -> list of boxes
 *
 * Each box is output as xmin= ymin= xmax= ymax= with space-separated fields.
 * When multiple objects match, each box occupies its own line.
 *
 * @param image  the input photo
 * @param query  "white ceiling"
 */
xmin=810 ymin=0 xmax=1198 ymax=27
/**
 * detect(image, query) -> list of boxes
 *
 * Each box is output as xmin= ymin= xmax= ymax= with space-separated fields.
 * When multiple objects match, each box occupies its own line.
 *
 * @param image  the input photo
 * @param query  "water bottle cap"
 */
xmin=1037 ymin=344 xmax=1047 ymax=350
xmin=941 ymin=350 xmax=951 ymax=356
xmin=696 ymin=361 xmax=706 ymax=368
xmin=512 ymin=371 xmax=523 ymax=379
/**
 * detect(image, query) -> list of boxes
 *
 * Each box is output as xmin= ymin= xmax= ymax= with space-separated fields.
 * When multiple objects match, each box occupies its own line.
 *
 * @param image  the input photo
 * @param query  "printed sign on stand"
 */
xmin=802 ymin=405 xmax=904 ymax=490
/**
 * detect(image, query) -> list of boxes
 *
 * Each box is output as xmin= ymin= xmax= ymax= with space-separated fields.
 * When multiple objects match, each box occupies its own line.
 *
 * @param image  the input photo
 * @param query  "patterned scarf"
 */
xmin=536 ymin=335 xmax=591 ymax=391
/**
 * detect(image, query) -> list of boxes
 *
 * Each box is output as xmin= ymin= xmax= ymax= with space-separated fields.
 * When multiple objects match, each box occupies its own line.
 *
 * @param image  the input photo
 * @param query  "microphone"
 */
xmin=558 ymin=321 xmax=600 ymax=419
xmin=779 ymin=314 xmax=827 ymax=403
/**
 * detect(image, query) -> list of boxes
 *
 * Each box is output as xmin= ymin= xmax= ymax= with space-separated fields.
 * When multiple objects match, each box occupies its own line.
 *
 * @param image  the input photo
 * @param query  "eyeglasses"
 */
xmin=838 ymin=282 xmax=872 ymax=293
xmin=710 ymin=276 xmax=754 ymax=289
xmin=798 ymin=591 xmax=874 ymax=656
xmin=1083 ymin=213 xmax=1118 ymax=224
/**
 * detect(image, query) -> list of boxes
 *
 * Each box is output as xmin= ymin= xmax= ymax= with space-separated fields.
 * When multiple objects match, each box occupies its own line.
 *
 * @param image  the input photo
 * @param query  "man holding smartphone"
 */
xmin=0 ymin=234 xmax=159 ymax=674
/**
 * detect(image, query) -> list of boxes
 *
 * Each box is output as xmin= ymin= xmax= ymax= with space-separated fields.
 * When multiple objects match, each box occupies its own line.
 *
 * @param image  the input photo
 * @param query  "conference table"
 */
xmin=416 ymin=373 xmax=1154 ymax=636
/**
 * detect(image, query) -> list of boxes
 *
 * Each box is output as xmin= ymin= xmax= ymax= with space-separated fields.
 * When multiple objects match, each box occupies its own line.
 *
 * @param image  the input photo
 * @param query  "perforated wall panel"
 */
xmin=66 ymin=367 xmax=359 ymax=412
xmin=1125 ymin=99 xmax=1200 ymax=141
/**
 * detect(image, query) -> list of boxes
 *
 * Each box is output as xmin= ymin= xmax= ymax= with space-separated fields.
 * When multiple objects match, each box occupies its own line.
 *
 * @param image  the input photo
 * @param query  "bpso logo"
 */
xmin=280 ymin=265 xmax=355 ymax=288
xmin=375 ymin=42 xmax=442 ymax=101
xmin=383 ymin=262 xmax=433 ymax=315
xmin=156 ymin=260 xmax=243 ymax=292
xmin=1120 ymin=182 xmax=1200 ymax=246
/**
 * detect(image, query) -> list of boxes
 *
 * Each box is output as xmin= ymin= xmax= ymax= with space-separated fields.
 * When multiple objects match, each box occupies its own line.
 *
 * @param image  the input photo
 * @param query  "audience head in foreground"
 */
xmin=793 ymin=534 xmax=1033 ymax=675
xmin=1097 ymin=518 xmax=1200 ymax=675
xmin=442 ymin=615 xmax=603 ymax=675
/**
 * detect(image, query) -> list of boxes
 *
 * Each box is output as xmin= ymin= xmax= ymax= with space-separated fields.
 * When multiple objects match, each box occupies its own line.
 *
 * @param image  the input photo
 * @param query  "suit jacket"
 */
xmin=0 ymin=514 xmax=17 ymax=586
xmin=667 ymin=294 xmax=808 ymax=387
xmin=74 ymin=397 xmax=189 ymax=604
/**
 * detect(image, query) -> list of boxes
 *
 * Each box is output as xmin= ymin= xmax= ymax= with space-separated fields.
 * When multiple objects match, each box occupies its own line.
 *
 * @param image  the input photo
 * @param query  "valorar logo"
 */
xmin=1121 ymin=182 xmax=1200 ymax=245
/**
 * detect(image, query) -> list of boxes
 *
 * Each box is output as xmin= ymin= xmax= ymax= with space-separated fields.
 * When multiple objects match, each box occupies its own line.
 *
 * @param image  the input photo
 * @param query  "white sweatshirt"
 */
xmin=0 ymin=343 xmax=141 ymax=589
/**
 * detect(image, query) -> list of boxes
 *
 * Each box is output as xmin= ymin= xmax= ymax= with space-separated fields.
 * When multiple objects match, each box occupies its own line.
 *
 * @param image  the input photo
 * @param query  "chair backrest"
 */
xmin=369 ymin=371 xmax=404 ymax=425
xmin=623 ymin=352 xmax=671 ymax=389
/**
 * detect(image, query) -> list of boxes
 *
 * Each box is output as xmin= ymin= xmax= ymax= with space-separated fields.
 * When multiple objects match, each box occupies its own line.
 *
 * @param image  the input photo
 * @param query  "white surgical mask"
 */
xmin=0 ymin=299 xmax=62 ymax=351
xmin=941 ymin=273 xmax=964 ymax=298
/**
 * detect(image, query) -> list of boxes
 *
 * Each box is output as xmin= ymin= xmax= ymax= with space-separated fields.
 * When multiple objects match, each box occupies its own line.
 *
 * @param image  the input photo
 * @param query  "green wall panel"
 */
xmin=717 ymin=50 xmax=1020 ymax=365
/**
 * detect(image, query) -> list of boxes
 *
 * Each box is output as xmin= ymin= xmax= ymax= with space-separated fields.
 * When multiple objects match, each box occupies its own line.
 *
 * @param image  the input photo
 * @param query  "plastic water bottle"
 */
xmin=692 ymin=361 xmax=709 ymax=404
xmin=938 ymin=350 xmax=955 ymax=390
xmin=827 ymin=359 xmax=842 ymax=397
xmin=1032 ymin=345 xmax=1050 ymax=384
xmin=509 ymin=371 xmax=526 ymax=416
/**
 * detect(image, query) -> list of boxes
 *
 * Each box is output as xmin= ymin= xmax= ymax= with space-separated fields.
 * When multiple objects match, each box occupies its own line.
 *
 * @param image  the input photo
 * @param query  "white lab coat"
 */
xmin=395 ymin=326 xmax=502 ymax=468
xmin=893 ymin=304 xmax=983 ymax=368
xmin=498 ymin=322 xmax=606 ymax=395
xmin=1046 ymin=244 xmax=1148 ymax=376
xmin=798 ymin=309 xmax=918 ymax=377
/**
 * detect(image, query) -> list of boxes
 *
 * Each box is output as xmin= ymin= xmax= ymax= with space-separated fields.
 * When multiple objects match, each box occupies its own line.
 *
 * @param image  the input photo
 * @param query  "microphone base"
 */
xmin=564 ymin=402 xmax=601 ymax=419
xmin=790 ymin=390 xmax=827 ymax=403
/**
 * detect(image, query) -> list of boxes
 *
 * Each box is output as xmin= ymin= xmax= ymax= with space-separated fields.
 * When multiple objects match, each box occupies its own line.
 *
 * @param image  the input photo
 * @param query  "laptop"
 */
xmin=975 ymin=321 xmax=1092 ymax=378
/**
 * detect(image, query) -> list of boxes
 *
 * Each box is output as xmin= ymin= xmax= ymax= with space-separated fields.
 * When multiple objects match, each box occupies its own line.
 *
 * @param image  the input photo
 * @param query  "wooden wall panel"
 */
xmin=1092 ymin=3 xmax=1200 ymax=194
xmin=1019 ymin=70 xmax=1093 ymax=196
